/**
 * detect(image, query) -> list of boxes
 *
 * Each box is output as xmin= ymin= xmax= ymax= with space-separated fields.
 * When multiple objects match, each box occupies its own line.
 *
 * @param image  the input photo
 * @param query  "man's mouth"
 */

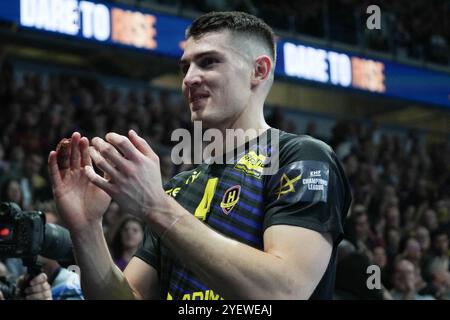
xmin=190 ymin=93 xmax=210 ymax=104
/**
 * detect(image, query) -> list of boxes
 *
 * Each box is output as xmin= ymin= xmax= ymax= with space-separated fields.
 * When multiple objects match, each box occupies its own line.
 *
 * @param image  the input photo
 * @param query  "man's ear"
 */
xmin=251 ymin=55 xmax=272 ymax=87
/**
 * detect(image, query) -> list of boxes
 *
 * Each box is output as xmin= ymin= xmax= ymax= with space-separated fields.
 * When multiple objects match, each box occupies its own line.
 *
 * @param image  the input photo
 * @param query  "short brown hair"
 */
xmin=186 ymin=11 xmax=276 ymax=62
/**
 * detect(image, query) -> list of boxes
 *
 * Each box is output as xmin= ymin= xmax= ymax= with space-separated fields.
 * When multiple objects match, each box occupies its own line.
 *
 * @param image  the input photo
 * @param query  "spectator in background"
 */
xmin=400 ymin=237 xmax=422 ymax=268
xmin=1 ymin=178 xmax=23 ymax=208
xmin=372 ymin=246 xmax=390 ymax=288
xmin=428 ymin=229 xmax=450 ymax=273
xmin=110 ymin=216 xmax=145 ymax=271
xmin=103 ymin=201 xmax=123 ymax=240
xmin=345 ymin=205 xmax=377 ymax=257
xmin=18 ymin=153 xmax=47 ymax=209
xmin=390 ymin=259 xmax=434 ymax=300
xmin=384 ymin=227 xmax=402 ymax=264
xmin=420 ymin=260 xmax=450 ymax=300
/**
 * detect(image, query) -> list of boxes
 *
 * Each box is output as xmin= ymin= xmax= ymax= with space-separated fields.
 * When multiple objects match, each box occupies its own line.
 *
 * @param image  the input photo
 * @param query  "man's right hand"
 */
xmin=48 ymin=132 xmax=111 ymax=234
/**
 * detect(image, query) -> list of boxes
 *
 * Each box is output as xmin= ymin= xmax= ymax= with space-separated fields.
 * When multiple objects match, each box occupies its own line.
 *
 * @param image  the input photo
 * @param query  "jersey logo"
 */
xmin=276 ymin=173 xmax=301 ymax=199
xmin=220 ymin=185 xmax=241 ymax=215
xmin=234 ymin=151 xmax=266 ymax=178
xmin=185 ymin=171 xmax=202 ymax=185
xmin=165 ymin=187 xmax=181 ymax=198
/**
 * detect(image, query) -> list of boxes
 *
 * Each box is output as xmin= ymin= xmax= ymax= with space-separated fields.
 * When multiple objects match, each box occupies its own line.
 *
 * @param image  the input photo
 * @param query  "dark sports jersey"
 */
xmin=135 ymin=128 xmax=352 ymax=300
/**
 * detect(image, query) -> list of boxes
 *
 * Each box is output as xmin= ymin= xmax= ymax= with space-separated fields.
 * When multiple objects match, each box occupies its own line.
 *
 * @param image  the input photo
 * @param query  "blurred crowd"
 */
xmin=115 ymin=0 xmax=450 ymax=65
xmin=0 ymin=59 xmax=449 ymax=299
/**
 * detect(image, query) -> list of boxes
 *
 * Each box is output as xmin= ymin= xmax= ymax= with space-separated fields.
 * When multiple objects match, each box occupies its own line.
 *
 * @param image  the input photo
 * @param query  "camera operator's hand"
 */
xmin=48 ymin=132 xmax=111 ymax=235
xmin=19 ymin=273 xmax=52 ymax=300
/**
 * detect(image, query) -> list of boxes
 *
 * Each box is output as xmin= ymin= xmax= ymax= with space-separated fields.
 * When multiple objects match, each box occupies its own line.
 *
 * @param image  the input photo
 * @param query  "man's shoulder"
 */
xmin=276 ymin=130 xmax=334 ymax=164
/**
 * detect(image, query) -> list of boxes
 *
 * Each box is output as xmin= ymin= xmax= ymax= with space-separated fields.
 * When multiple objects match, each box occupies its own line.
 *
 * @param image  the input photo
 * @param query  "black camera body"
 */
xmin=0 ymin=202 xmax=75 ymax=299
xmin=0 ymin=202 xmax=45 ymax=258
xmin=0 ymin=202 xmax=73 ymax=263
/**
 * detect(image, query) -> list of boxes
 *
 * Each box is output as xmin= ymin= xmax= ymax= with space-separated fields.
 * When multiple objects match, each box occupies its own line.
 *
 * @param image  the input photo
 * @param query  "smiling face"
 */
xmin=180 ymin=31 xmax=254 ymax=128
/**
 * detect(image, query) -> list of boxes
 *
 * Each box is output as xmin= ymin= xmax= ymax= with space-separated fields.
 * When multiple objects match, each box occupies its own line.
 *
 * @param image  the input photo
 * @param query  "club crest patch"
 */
xmin=220 ymin=185 xmax=241 ymax=215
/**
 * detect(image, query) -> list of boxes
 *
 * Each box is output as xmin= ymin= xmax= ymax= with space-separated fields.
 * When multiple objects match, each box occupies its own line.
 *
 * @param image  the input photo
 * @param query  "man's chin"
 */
xmin=191 ymin=112 xmax=213 ymax=128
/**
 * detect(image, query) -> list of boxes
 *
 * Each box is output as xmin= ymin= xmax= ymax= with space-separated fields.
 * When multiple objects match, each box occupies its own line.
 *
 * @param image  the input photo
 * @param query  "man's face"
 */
xmin=180 ymin=31 xmax=253 ymax=128
xmin=394 ymin=260 xmax=416 ymax=292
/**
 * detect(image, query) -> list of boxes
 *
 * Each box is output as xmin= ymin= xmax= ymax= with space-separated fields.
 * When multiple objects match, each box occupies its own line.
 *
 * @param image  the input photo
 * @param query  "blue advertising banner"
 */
xmin=0 ymin=0 xmax=191 ymax=57
xmin=1 ymin=0 xmax=449 ymax=108
xmin=276 ymin=40 xmax=450 ymax=108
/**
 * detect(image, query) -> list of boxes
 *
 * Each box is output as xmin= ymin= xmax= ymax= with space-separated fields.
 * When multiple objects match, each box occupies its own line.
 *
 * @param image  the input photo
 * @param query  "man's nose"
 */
xmin=183 ymin=65 xmax=202 ymax=88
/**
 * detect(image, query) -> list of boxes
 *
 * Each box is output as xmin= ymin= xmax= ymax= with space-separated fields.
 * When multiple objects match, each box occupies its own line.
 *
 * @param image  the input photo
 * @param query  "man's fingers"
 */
xmin=48 ymin=151 xmax=63 ymax=188
xmin=56 ymin=138 xmax=71 ymax=170
xmin=105 ymin=133 xmax=139 ymax=161
xmin=128 ymin=130 xmax=157 ymax=158
xmin=94 ymin=136 xmax=131 ymax=173
xmin=84 ymin=165 xmax=116 ymax=195
xmin=89 ymin=146 xmax=121 ymax=182
xmin=70 ymin=132 xmax=81 ymax=169
xmin=80 ymin=137 xmax=92 ymax=167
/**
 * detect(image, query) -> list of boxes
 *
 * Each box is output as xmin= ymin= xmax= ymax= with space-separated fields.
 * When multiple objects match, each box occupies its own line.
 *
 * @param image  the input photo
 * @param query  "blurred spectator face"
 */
xmin=50 ymin=110 xmax=62 ymax=127
xmin=355 ymin=212 xmax=370 ymax=240
xmin=386 ymin=228 xmax=401 ymax=251
xmin=393 ymin=260 xmax=416 ymax=293
xmin=4 ymin=180 xmax=22 ymax=204
xmin=431 ymin=265 xmax=450 ymax=292
xmin=416 ymin=226 xmax=430 ymax=252
xmin=434 ymin=234 xmax=449 ymax=256
xmin=386 ymin=206 xmax=400 ymax=229
xmin=344 ymin=155 xmax=358 ymax=176
xmin=423 ymin=209 xmax=439 ymax=231
xmin=404 ymin=238 xmax=422 ymax=263
xmin=121 ymin=220 xmax=144 ymax=250
xmin=104 ymin=201 xmax=121 ymax=227
xmin=373 ymin=246 xmax=387 ymax=268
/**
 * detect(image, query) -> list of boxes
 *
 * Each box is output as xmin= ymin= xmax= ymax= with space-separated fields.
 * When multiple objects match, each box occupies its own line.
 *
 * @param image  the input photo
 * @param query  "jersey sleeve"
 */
xmin=134 ymin=225 xmax=161 ymax=272
xmin=263 ymin=136 xmax=352 ymax=243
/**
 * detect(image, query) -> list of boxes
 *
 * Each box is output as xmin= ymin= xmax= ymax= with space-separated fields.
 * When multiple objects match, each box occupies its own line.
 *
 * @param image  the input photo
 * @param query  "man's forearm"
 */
xmin=148 ymin=196 xmax=304 ymax=300
xmin=70 ymin=223 xmax=137 ymax=300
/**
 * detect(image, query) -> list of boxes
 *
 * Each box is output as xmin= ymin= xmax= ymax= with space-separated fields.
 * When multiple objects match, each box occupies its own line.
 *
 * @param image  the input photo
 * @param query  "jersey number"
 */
xmin=194 ymin=178 xmax=218 ymax=221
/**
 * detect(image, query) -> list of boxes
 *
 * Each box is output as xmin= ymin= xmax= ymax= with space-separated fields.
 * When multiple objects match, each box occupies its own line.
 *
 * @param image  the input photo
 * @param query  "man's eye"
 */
xmin=200 ymin=57 xmax=218 ymax=68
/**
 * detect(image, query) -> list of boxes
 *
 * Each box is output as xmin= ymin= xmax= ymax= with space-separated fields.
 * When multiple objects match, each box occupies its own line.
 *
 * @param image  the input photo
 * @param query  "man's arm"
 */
xmin=151 ymin=196 xmax=332 ymax=299
xmin=86 ymin=131 xmax=334 ymax=299
xmin=48 ymin=132 xmax=159 ymax=300
xmin=70 ymin=222 xmax=160 ymax=300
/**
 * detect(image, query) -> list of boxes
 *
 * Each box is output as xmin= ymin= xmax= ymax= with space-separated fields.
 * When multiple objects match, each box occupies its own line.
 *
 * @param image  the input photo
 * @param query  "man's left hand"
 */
xmin=86 ymin=130 xmax=167 ymax=219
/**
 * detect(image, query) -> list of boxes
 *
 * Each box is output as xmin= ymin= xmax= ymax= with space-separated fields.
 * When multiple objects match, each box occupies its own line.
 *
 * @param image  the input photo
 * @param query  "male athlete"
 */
xmin=47 ymin=11 xmax=352 ymax=300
